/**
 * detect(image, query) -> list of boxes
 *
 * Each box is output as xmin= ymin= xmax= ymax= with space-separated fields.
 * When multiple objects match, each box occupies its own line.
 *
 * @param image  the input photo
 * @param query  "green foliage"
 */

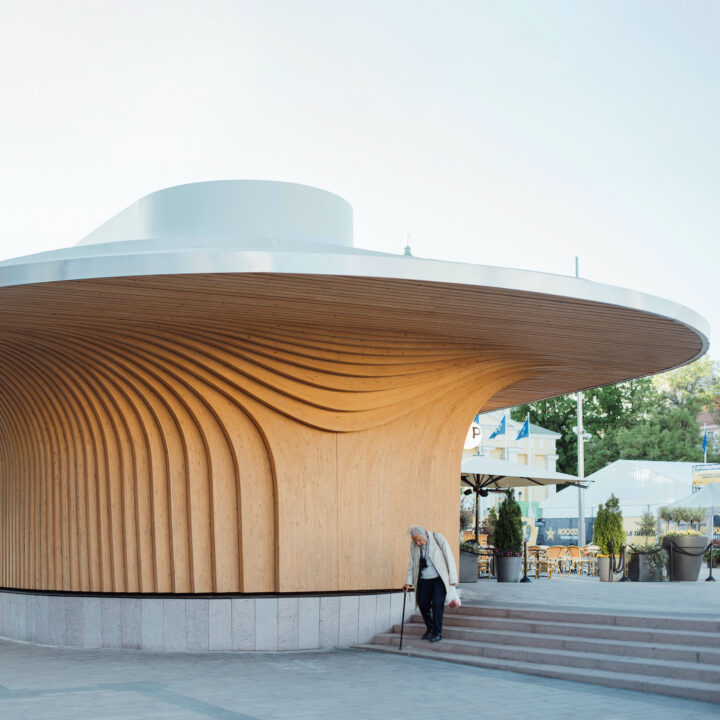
xmin=592 ymin=494 xmax=625 ymax=556
xmin=691 ymin=507 xmax=706 ymax=529
xmin=633 ymin=542 xmax=668 ymax=580
xmin=493 ymin=489 xmax=523 ymax=555
xmin=637 ymin=510 xmax=657 ymax=546
xmin=482 ymin=506 xmax=497 ymax=546
xmin=658 ymin=506 xmax=672 ymax=533
xmin=460 ymin=540 xmax=481 ymax=555
xmin=512 ymin=359 xmax=720 ymax=475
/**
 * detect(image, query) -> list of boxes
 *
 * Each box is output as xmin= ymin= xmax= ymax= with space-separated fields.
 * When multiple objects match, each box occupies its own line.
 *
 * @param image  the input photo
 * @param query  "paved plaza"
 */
xmin=1 ymin=575 xmax=719 ymax=719
xmin=0 ymin=636 xmax=718 ymax=720
xmin=458 ymin=571 xmax=720 ymax=618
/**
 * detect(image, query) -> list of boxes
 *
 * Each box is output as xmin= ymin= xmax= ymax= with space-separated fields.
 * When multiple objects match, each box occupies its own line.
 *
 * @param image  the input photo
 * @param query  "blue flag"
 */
xmin=703 ymin=429 xmax=708 ymax=454
xmin=488 ymin=416 xmax=505 ymax=439
xmin=516 ymin=416 xmax=529 ymax=440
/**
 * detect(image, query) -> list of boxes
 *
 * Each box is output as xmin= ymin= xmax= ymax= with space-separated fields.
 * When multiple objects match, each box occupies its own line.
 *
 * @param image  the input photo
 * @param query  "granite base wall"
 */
xmin=0 ymin=590 xmax=414 ymax=651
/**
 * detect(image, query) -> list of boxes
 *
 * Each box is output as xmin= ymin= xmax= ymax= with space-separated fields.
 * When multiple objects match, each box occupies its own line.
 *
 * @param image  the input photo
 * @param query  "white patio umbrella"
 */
xmin=460 ymin=455 xmax=580 ymax=492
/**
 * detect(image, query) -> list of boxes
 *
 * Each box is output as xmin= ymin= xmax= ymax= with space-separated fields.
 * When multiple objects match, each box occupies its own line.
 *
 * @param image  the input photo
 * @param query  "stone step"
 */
xmin=393 ymin=622 xmax=720 ymax=665
xmin=411 ymin=614 xmax=720 ymax=648
xmin=375 ymin=632 xmax=720 ymax=683
xmin=356 ymin=643 xmax=720 ymax=705
xmin=448 ymin=605 xmax=720 ymax=634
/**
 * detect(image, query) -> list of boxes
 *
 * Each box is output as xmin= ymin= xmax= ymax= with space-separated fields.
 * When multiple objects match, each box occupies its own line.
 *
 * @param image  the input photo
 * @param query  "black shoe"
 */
xmin=421 ymin=631 xmax=433 ymax=640
xmin=429 ymin=633 xmax=442 ymax=643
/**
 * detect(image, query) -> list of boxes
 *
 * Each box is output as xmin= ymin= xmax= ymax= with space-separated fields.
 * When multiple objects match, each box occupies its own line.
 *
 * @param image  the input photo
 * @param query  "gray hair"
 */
xmin=408 ymin=526 xmax=427 ymax=538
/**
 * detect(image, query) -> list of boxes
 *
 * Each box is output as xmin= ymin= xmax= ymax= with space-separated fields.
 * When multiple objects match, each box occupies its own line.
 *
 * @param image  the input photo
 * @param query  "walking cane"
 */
xmin=399 ymin=586 xmax=413 ymax=651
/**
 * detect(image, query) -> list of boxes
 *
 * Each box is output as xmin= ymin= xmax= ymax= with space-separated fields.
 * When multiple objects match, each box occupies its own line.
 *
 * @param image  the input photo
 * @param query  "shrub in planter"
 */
xmin=494 ymin=489 xmax=523 ymax=582
xmin=661 ymin=530 xmax=708 ymax=581
xmin=628 ymin=542 xmax=668 ymax=581
xmin=459 ymin=540 xmax=481 ymax=582
xmin=593 ymin=494 xmax=625 ymax=582
xmin=704 ymin=546 xmax=720 ymax=568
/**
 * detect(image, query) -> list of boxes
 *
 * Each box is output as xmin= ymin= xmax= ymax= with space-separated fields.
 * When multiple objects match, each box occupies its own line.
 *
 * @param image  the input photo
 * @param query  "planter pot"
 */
xmin=628 ymin=552 xmax=662 ymax=582
xmin=597 ymin=556 xmax=623 ymax=582
xmin=459 ymin=550 xmax=479 ymax=583
xmin=495 ymin=555 xmax=522 ymax=583
xmin=663 ymin=535 xmax=707 ymax=581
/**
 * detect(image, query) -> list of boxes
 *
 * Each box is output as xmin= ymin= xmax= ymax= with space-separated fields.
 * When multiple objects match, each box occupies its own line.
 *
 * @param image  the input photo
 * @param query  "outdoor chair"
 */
xmin=581 ymin=545 xmax=599 ymax=576
xmin=477 ymin=548 xmax=492 ymax=577
xmin=527 ymin=545 xmax=541 ymax=577
xmin=545 ymin=546 xmax=568 ymax=576
xmin=533 ymin=546 xmax=553 ymax=578
xmin=565 ymin=545 xmax=582 ymax=574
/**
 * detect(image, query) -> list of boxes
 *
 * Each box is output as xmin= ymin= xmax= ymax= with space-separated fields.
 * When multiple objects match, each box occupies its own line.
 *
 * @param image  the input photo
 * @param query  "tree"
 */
xmin=637 ymin=510 xmax=657 ymax=546
xmin=658 ymin=506 xmax=672 ymax=534
xmin=592 ymin=494 xmax=625 ymax=555
xmin=494 ymin=489 xmax=523 ymax=555
xmin=512 ymin=359 xmax=720 ymax=475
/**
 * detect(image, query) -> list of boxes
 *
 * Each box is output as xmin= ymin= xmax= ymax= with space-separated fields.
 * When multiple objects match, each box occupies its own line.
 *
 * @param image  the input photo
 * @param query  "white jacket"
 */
xmin=406 ymin=531 xmax=458 ymax=593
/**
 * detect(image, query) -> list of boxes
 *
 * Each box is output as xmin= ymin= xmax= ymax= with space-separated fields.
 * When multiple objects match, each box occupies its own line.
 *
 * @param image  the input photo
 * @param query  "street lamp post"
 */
xmin=577 ymin=391 xmax=585 ymax=547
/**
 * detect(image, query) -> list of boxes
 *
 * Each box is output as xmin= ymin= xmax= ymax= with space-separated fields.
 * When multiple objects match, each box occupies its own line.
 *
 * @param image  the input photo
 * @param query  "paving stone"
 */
xmin=82 ymin=597 xmax=101 ymax=648
xmin=0 ymin=639 xmax=718 ymax=719
xmin=277 ymin=597 xmax=299 ymax=651
xmin=64 ymin=598 xmax=83 ymax=647
xmin=162 ymin=599 xmax=186 ymax=652
xmin=255 ymin=599 xmax=278 ymax=651
xmin=231 ymin=598 xmax=254 ymax=650
xmin=185 ymin=599 xmax=209 ymax=651
xmin=297 ymin=596 xmax=320 ymax=650
xmin=141 ymin=598 xmax=164 ymax=651
xmin=101 ymin=598 xmax=121 ymax=648
xmin=208 ymin=598 xmax=232 ymax=651
xmin=121 ymin=598 xmax=142 ymax=649
xmin=319 ymin=596 xmax=340 ymax=649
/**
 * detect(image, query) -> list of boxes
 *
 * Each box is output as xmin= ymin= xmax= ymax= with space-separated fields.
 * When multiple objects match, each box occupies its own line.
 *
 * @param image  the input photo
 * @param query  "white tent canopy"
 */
xmin=668 ymin=483 xmax=720 ymax=510
xmin=540 ymin=460 xmax=694 ymax=519
xmin=460 ymin=456 xmax=578 ymax=490
xmin=667 ymin=483 xmax=720 ymax=539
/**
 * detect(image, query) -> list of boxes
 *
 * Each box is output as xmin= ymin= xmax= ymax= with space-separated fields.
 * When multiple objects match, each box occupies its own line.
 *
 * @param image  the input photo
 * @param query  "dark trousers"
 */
xmin=416 ymin=576 xmax=446 ymax=635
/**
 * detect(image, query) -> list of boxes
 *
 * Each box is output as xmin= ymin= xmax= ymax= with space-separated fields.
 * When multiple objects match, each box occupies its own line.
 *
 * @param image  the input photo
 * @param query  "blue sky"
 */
xmin=0 ymin=1 xmax=718 ymax=349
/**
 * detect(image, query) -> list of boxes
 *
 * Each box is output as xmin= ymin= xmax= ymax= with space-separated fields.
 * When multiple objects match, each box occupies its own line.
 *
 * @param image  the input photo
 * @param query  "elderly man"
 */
xmin=403 ymin=525 xmax=458 ymax=642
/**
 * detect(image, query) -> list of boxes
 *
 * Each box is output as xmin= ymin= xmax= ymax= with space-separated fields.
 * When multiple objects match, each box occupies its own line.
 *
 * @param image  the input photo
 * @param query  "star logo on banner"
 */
xmin=546 ymin=528 xmax=556 ymax=542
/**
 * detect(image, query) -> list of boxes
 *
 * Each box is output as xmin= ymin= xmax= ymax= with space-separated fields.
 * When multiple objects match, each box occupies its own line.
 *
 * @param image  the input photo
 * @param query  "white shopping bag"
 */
xmin=445 ymin=585 xmax=461 ymax=608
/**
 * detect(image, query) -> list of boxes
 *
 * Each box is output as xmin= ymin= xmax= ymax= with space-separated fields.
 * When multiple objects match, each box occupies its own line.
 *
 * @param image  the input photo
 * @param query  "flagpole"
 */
xmin=575 ymin=258 xmax=586 ymax=550
xmin=577 ymin=391 xmax=585 ymax=548
xmin=505 ymin=411 xmax=508 ymax=461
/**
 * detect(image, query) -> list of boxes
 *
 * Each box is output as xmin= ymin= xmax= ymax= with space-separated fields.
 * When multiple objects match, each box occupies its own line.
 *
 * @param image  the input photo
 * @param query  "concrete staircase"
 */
xmin=358 ymin=605 xmax=720 ymax=704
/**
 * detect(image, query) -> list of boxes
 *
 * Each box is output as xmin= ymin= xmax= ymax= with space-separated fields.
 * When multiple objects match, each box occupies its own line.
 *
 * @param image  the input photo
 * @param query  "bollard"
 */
xmin=609 ymin=539 xmax=615 ymax=583
xmin=706 ymin=543 xmax=716 ymax=582
xmin=520 ymin=541 xmax=532 ymax=583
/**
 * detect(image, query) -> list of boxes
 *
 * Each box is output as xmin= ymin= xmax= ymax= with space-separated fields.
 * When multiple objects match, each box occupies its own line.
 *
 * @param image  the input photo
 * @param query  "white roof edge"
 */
xmin=0 ymin=247 xmax=710 ymax=357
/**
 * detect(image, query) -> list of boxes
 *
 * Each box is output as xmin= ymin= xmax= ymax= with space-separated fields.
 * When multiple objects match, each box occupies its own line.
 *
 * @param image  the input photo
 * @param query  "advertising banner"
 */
xmin=693 ymin=463 xmax=720 ymax=487
xmin=525 ymin=517 xmax=594 ymax=546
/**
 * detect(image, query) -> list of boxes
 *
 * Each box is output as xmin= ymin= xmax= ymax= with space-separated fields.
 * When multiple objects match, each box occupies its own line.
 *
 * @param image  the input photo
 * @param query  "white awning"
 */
xmin=460 ymin=455 xmax=578 ymax=490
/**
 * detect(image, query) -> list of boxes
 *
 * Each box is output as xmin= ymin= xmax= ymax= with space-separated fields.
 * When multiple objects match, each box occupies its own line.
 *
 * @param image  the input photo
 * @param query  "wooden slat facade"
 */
xmin=0 ymin=273 xmax=704 ymax=593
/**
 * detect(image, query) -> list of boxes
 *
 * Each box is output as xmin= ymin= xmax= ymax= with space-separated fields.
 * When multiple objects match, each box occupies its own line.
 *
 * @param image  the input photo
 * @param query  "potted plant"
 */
xmin=662 ymin=511 xmax=708 ymax=581
xmin=658 ymin=505 xmax=672 ymax=534
xmin=629 ymin=511 xmax=666 ymax=581
xmin=593 ymin=494 xmax=625 ymax=582
xmin=494 ymin=489 xmax=523 ymax=582
xmin=459 ymin=540 xmax=481 ymax=582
